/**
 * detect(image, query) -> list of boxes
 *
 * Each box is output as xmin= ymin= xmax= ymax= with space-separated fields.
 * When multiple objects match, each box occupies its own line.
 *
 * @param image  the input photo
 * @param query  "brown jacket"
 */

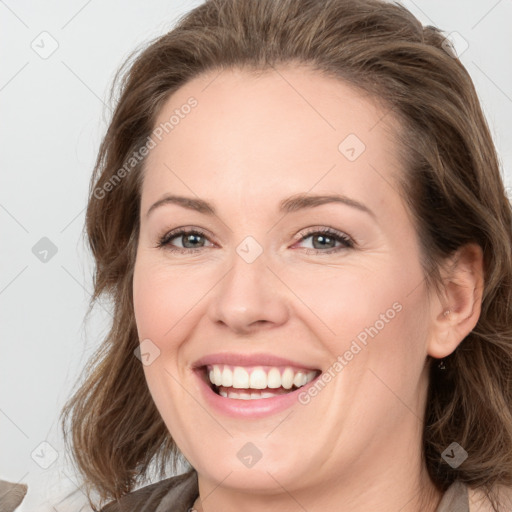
xmin=100 ymin=470 xmax=510 ymax=512
xmin=0 ymin=479 xmax=28 ymax=512
xmin=2 ymin=472 xmax=511 ymax=511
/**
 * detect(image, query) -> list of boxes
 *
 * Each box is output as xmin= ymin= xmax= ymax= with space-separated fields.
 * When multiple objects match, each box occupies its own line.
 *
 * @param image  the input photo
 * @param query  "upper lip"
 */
xmin=192 ymin=352 xmax=320 ymax=370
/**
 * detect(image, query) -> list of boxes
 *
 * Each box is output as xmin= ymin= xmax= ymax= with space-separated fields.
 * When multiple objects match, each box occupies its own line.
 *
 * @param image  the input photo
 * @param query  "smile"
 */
xmin=206 ymin=364 xmax=318 ymax=400
xmin=192 ymin=353 xmax=322 ymax=417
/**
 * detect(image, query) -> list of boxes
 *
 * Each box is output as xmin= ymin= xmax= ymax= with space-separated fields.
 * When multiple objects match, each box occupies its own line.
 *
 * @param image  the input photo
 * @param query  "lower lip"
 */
xmin=195 ymin=369 xmax=320 ymax=418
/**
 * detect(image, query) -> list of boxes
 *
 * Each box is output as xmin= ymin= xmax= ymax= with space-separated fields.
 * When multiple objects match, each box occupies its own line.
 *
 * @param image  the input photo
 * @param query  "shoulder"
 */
xmin=100 ymin=469 xmax=198 ymax=512
xmin=0 ymin=479 xmax=28 ymax=512
xmin=468 ymin=483 xmax=512 ymax=512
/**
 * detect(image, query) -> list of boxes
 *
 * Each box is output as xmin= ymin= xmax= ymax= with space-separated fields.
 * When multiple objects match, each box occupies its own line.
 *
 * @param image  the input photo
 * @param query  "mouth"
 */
xmin=200 ymin=364 xmax=321 ymax=400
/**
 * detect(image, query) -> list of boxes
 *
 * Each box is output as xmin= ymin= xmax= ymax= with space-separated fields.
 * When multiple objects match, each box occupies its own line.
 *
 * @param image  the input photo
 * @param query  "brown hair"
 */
xmin=60 ymin=0 xmax=512 ymax=510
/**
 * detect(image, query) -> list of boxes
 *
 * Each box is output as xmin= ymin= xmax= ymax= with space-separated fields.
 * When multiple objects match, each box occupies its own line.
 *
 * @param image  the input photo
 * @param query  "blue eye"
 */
xmin=295 ymin=227 xmax=354 ymax=254
xmin=156 ymin=227 xmax=354 ymax=254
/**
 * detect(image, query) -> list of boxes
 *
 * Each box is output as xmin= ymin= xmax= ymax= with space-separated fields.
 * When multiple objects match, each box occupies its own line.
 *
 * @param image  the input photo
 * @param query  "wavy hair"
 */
xmin=60 ymin=0 xmax=512 ymax=509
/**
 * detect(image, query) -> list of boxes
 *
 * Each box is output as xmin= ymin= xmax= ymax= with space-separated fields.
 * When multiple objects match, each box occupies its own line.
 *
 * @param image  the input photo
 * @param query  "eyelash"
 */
xmin=156 ymin=226 xmax=355 ymax=255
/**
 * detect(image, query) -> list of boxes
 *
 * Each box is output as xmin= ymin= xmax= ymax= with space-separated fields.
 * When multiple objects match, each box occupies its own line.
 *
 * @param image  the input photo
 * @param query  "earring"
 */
xmin=438 ymin=311 xmax=451 ymax=370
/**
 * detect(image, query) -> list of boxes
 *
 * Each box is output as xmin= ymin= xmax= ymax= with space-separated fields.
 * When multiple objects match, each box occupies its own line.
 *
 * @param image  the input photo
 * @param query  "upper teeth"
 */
xmin=207 ymin=365 xmax=317 ymax=390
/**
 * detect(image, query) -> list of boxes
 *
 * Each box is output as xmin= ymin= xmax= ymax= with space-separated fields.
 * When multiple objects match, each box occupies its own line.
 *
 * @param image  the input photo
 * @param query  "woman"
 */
xmin=60 ymin=0 xmax=512 ymax=510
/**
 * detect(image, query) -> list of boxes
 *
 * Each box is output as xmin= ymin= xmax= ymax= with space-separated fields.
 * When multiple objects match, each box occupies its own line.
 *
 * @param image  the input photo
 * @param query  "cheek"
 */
xmin=133 ymin=273 xmax=172 ymax=339
xmin=290 ymin=258 xmax=429 ymax=373
xmin=133 ymin=258 xmax=196 ymax=429
xmin=132 ymin=257 xmax=195 ymax=340
xmin=132 ymin=254 xmax=216 ymax=379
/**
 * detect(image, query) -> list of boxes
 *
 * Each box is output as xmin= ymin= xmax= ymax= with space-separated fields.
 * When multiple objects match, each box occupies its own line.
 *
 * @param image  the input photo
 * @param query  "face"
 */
xmin=133 ymin=66 xmax=435 ymax=495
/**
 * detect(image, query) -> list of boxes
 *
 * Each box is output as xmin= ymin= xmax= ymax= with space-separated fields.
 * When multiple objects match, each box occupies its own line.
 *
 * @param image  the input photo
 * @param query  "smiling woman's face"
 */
xmin=133 ymin=66 xmax=437 ymax=499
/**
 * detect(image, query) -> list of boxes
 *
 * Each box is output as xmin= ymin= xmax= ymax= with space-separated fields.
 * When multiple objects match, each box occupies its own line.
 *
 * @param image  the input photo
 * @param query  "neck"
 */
xmin=192 ymin=457 xmax=443 ymax=512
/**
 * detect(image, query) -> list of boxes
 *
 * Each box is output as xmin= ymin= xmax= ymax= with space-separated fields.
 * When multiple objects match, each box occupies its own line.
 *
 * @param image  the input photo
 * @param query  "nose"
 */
xmin=207 ymin=246 xmax=289 ymax=335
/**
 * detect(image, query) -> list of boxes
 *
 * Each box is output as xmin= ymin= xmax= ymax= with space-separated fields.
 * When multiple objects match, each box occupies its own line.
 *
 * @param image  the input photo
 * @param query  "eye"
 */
xmin=156 ymin=226 xmax=355 ymax=255
xmin=156 ymin=228 xmax=213 ymax=254
xmin=294 ymin=227 xmax=354 ymax=254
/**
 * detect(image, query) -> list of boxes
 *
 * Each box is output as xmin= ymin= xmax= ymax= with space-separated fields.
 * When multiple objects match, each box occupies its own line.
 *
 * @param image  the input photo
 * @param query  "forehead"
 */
xmin=141 ymin=65 xmax=405 ymax=215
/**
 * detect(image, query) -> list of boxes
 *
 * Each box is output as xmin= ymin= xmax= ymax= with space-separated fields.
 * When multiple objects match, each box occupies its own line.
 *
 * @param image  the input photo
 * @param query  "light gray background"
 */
xmin=1 ymin=1 xmax=511 ymax=510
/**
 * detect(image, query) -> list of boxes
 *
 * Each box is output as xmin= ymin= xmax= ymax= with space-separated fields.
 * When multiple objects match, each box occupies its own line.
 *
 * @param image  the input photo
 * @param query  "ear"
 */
xmin=427 ymin=243 xmax=484 ymax=359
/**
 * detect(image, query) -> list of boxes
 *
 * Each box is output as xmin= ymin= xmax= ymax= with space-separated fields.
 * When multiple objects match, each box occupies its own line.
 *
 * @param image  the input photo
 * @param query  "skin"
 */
xmin=132 ymin=65 xmax=484 ymax=512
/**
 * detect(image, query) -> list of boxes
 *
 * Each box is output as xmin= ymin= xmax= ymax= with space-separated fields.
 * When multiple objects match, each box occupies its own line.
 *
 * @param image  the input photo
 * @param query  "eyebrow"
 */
xmin=146 ymin=193 xmax=375 ymax=219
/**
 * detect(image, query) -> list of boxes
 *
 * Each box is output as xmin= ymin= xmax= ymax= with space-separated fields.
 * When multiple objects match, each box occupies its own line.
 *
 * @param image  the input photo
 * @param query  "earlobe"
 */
xmin=427 ymin=243 xmax=485 ymax=359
